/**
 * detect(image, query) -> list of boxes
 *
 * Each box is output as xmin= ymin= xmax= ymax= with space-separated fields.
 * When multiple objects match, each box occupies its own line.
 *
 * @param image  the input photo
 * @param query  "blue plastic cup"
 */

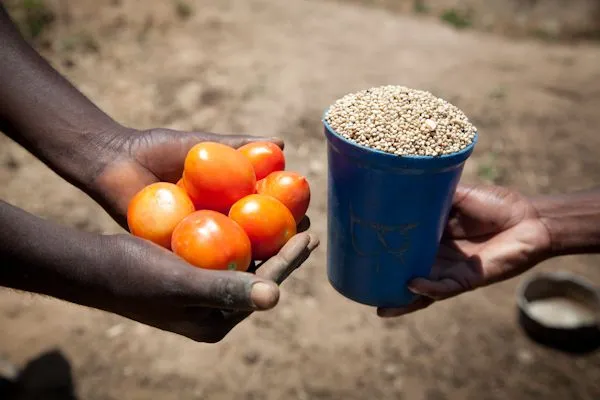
xmin=323 ymin=110 xmax=478 ymax=307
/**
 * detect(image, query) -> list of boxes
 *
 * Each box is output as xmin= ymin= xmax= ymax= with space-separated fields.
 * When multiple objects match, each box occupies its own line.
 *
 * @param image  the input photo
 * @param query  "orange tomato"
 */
xmin=256 ymin=171 xmax=310 ymax=224
xmin=228 ymin=194 xmax=296 ymax=260
xmin=237 ymin=141 xmax=285 ymax=181
xmin=127 ymin=182 xmax=195 ymax=249
xmin=171 ymin=210 xmax=252 ymax=271
xmin=176 ymin=177 xmax=185 ymax=190
xmin=183 ymin=142 xmax=256 ymax=214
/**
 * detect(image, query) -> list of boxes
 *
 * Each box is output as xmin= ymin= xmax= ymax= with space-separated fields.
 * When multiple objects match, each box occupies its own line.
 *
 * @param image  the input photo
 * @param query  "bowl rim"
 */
xmin=516 ymin=271 xmax=600 ymax=330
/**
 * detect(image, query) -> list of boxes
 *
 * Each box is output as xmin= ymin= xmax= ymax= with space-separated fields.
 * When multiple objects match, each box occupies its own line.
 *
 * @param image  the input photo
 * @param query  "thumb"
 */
xmin=177 ymin=267 xmax=281 ymax=311
xmin=176 ymin=232 xmax=319 ymax=311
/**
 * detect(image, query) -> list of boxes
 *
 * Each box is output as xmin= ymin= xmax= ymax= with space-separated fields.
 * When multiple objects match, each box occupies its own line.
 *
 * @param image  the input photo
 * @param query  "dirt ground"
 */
xmin=1 ymin=0 xmax=600 ymax=399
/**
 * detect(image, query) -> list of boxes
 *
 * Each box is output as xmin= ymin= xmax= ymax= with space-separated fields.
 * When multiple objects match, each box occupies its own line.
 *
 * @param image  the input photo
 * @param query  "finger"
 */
xmin=377 ymin=296 xmax=435 ymax=318
xmin=407 ymin=277 xmax=466 ymax=300
xmin=180 ymin=232 xmax=319 ymax=311
xmin=452 ymin=184 xmax=476 ymax=206
xmin=188 ymin=233 xmax=320 ymax=334
xmin=444 ymin=185 xmax=479 ymax=239
xmin=201 ymin=132 xmax=284 ymax=149
xmin=444 ymin=184 xmax=515 ymax=239
xmin=196 ymin=232 xmax=320 ymax=340
xmin=255 ymin=232 xmax=320 ymax=284
xmin=179 ymin=267 xmax=281 ymax=311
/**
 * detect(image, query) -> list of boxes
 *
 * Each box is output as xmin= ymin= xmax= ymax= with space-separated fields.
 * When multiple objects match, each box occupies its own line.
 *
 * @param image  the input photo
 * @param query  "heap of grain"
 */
xmin=325 ymin=85 xmax=477 ymax=157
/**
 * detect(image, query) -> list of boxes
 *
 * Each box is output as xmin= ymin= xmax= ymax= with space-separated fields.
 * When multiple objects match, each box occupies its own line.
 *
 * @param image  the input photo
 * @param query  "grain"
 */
xmin=527 ymin=297 xmax=598 ymax=328
xmin=325 ymin=85 xmax=477 ymax=157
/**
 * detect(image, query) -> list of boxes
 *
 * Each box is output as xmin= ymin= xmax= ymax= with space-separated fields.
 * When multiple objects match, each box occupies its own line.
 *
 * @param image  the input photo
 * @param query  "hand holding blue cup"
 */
xmin=323 ymin=86 xmax=478 ymax=308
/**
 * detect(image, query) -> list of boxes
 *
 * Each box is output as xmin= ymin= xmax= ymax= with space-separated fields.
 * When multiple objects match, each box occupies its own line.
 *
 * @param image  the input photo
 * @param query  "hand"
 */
xmin=1 ymin=198 xmax=318 ymax=344
xmin=88 ymin=127 xmax=283 ymax=228
xmin=378 ymin=184 xmax=552 ymax=317
xmin=101 ymin=231 xmax=319 ymax=343
xmin=82 ymin=127 xmax=319 ymax=339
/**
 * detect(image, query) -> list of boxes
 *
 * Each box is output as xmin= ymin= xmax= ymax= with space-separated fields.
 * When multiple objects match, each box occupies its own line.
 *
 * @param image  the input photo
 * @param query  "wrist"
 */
xmin=531 ymin=188 xmax=600 ymax=258
xmin=0 ymin=201 xmax=116 ymax=309
xmin=0 ymin=7 xmax=135 ymax=193
xmin=66 ymin=123 xmax=137 ymax=191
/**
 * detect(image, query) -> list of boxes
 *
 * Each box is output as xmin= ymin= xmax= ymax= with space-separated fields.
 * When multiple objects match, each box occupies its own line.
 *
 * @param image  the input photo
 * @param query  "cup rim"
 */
xmin=322 ymin=107 xmax=478 ymax=163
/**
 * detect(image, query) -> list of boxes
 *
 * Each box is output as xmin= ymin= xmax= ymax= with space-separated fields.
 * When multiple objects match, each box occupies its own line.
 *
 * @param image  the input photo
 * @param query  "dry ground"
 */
xmin=1 ymin=0 xmax=600 ymax=399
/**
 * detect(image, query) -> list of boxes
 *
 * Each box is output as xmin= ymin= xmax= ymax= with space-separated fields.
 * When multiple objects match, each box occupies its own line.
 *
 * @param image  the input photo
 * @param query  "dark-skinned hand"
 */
xmin=378 ymin=184 xmax=551 ymax=317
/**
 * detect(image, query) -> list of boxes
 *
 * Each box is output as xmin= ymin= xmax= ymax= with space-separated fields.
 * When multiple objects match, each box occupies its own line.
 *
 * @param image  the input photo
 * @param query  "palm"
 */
xmin=83 ymin=128 xmax=317 ymax=342
xmin=378 ymin=185 xmax=551 ymax=317
xmin=92 ymin=128 xmax=282 ymax=229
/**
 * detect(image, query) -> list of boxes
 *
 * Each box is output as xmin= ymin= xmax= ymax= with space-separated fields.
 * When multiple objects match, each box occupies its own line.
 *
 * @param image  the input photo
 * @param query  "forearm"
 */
xmin=533 ymin=187 xmax=600 ymax=257
xmin=0 ymin=5 xmax=128 ymax=189
xmin=0 ymin=200 xmax=115 ymax=308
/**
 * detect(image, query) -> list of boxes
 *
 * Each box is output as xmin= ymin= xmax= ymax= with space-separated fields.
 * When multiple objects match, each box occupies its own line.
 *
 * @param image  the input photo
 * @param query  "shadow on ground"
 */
xmin=0 ymin=350 xmax=78 ymax=400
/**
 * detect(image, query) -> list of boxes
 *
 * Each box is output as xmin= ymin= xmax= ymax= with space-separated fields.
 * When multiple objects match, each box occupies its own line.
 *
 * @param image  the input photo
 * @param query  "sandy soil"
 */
xmin=1 ymin=0 xmax=600 ymax=399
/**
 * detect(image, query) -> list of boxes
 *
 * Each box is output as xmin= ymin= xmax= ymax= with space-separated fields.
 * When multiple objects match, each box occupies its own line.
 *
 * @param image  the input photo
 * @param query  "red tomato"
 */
xmin=183 ymin=142 xmax=257 ymax=214
xmin=237 ymin=141 xmax=285 ymax=181
xmin=228 ymin=194 xmax=296 ymax=260
xmin=171 ymin=210 xmax=252 ymax=271
xmin=256 ymin=171 xmax=310 ymax=224
xmin=127 ymin=182 xmax=195 ymax=249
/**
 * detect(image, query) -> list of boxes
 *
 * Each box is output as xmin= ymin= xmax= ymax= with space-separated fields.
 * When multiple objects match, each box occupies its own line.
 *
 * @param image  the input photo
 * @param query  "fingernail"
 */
xmin=408 ymin=285 xmax=423 ymax=295
xmin=251 ymin=282 xmax=279 ymax=310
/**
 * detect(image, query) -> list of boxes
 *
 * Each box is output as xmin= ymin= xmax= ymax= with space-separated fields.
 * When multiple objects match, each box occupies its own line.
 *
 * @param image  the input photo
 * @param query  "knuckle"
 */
xmin=209 ymin=276 xmax=243 ymax=307
xmin=196 ymin=271 xmax=252 ymax=309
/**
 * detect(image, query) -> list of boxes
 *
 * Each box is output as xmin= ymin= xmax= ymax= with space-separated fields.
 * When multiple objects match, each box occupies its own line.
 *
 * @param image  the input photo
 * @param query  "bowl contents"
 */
xmin=526 ymin=297 xmax=598 ymax=328
xmin=325 ymin=85 xmax=477 ymax=157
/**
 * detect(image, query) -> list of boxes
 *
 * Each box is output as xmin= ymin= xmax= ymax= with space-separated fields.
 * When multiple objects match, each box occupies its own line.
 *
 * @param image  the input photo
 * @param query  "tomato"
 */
xmin=228 ymin=194 xmax=296 ymax=260
xmin=176 ymin=177 xmax=186 ymax=190
xmin=171 ymin=210 xmax=252 ymax=271
xmin=183 ymin=142 xmax=256 ymax=214
xmin=256 ymin=171 xmax=310 ymax=224
xmin=237 ymin=141 xmax=285 ymax=181
xmin=127 ymin=182 xmax=195 ymax=249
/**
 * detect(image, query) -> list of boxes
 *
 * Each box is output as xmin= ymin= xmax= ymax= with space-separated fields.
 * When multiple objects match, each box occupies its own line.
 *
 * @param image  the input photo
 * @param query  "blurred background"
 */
xmin=1 ymin=0 xmax=600 ymax=399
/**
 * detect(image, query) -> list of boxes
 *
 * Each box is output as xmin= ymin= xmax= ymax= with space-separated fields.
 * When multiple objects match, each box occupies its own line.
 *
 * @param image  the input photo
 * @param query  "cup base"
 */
xmin=327 ymin=274 xmax=418 ymax=308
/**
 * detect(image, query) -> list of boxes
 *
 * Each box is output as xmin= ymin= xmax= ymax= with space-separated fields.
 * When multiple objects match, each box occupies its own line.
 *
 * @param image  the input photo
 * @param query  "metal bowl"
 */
xmin=517 ymin=271 xmax=600 ymax=354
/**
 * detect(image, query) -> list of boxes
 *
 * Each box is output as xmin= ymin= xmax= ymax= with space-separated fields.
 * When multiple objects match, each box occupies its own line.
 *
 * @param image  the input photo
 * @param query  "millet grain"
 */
xmin=325 ymin=85 xmax=477 ymax=157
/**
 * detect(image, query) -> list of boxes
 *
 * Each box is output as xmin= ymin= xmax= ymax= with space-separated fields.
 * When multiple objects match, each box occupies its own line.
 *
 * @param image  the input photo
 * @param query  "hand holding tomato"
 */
xmin=124 ymin=137 xmax=313 ymax=271
xmin=89 ymin=127 xmax=283 ymax=228
xmin=82 ymin=127 xmax=318 ymax=342
xmin=0 ymin=7 xmax=319 ymax=345
xmin=97 ymin=230 xmax=318 ymax=343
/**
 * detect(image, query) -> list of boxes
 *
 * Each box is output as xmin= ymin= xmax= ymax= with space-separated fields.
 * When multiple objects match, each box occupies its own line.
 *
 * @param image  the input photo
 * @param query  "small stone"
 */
xmin=106 ymin=324 xmax=125 ymax=338
xmin=384 ymin=364 xmax=398 ymax=376
xmin=517 ymin=349 xmax=534 ymax=364
xmin=243 ymin=351 xmax=261 ymax=365
xmin=423 ymin=119 xmax=437 ymax=132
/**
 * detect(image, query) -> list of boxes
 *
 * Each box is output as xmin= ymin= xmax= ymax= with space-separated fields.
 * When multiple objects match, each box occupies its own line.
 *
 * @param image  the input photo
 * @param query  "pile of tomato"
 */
xmin=126 ymin=141 xmax=311 ymax=271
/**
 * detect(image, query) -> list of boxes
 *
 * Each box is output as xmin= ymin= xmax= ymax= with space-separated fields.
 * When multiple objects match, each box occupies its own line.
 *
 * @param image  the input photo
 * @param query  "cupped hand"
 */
xmin=378 ymin=184 xmax=552 ymax=317
xmin=89 ymin=127 xmax=283 ymax=228
xmin=81 ymin=127 xmax=318 ymax=341
xmin=97 ymin=229 xmax=318 ymax=343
